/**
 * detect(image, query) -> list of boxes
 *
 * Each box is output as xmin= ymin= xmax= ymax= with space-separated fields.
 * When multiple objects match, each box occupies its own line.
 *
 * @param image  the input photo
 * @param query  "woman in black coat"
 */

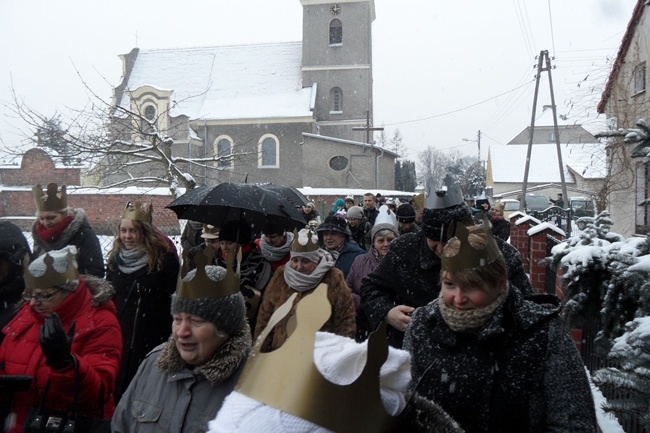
xmin=106 ymin=201 xmax=179 ymax=400
xmin=404 ymin=223 xmax=596 ymax=433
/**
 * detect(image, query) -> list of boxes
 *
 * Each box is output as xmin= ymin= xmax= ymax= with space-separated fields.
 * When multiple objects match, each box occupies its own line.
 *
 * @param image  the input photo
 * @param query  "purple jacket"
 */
xmin=346 ymin=248 xmax=380 ymax=312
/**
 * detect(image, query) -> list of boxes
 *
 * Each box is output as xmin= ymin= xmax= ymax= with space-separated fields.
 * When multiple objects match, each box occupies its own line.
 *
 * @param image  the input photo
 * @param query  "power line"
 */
xmin=382 ymin=81 xmax=534 ymax=127
xmin=547 ymin=0 xmax=557 ymax=57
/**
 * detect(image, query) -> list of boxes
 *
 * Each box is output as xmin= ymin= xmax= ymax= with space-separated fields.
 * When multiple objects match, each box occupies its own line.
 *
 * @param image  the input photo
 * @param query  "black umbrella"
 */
xmin=166 ymin=182 xmax=307 ymax=233
xmin=257 ymin=184 xmax=310 ymax=208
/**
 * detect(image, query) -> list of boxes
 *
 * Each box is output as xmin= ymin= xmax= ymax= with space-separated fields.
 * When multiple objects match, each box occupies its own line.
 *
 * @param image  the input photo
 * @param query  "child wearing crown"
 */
xmin=404 ymin=223 xmax=597 ymax=432
xmin=254 ymin=227 xmax=355 ymax=352
xmin=106 ymin=201 xmax=180 ymax=401
xmin=31 ymin=183 xmax=104 ymax=278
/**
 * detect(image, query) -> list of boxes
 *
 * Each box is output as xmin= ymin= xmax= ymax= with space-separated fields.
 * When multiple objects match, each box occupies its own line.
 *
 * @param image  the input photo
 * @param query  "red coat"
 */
xmin=0 ymin=276 xmax=122 ymax=433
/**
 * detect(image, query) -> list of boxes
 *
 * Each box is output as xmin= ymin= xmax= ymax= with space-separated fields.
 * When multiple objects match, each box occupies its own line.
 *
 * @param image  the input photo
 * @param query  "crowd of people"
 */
xmin=0 ymin=183 xmax=597 ymax=432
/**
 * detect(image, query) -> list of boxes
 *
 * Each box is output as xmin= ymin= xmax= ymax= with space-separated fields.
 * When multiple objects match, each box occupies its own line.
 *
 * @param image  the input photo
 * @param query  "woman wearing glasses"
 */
xmin=0 ymin=246 xmax=121 ymax=433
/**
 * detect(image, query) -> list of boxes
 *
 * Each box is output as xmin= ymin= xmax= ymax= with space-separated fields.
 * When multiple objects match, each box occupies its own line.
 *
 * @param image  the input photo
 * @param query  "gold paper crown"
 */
xmin=441 ymin=219 xmax=502 ymax=272
xmin=24 ymin=251 xmax=78 ymax=290
xmin=291 ymin=227 xmax=319 ymax=253
xmin=33 ymin=183 xmax=68 ymax=212
xmin=176 ymin=248 xmax=240 ymax=299
xmin=236 ymin=284 xmax=400 ymax=433
xmin=121 ymin=200 xmax=153 ymax=223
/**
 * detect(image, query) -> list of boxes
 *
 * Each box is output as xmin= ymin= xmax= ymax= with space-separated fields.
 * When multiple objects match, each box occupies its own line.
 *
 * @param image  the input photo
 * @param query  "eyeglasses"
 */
xmin=22 ymin=288 xmax=63 ymax=302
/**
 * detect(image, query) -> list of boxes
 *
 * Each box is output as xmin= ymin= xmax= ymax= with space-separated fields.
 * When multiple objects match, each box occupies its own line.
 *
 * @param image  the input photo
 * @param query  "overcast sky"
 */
xmin=0 ymin=0 xmax=638 ymax=162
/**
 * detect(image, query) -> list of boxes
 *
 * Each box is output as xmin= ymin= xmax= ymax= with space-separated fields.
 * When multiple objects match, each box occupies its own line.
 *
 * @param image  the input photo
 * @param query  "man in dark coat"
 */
xmin=360 ymin=180 xmax=533 ymax=348
xmin=362 ymin=193 xmax=379 ymax=226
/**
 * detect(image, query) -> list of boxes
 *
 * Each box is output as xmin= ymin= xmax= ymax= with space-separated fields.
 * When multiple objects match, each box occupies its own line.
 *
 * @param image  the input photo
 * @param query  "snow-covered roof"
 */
xmin=489 ymin=142 xmax=606 ymax=183
xmin=118 ymin=42 xmax=314 ymax=121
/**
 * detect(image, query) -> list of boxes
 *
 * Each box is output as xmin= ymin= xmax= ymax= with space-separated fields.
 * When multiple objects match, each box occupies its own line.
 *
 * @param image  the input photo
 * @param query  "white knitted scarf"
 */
xmin=438 ymin=286 xmax=509 ymax=333
xmin=283 ymin=249 xmax=334 ymax=292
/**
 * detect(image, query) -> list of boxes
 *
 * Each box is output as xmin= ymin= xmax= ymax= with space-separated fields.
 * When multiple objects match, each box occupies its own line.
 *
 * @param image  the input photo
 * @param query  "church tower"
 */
xmin=300 ymin=0 xmax=376 ymax=141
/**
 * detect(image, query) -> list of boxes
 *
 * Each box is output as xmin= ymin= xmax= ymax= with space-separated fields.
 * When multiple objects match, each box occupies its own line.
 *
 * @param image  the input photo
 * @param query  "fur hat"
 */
xmin=395 ymin=203 xmax=416 ymax=223
xmin=317 ymin=215 xmax=350 ymax=236
xmin=371 ymin=205 xmax=399 ymax=241
xmin=219 ymin=220 xmax=252 ymax=244
xmin=25 ymin=245 xmax=79 ymax=291
xmin=172 ymin=264 xmax=246 ymax=334
xmin=346 ymin=206 xmax=364 ymax=220
xmin=421 ymin=204 xmax=472 ymax=243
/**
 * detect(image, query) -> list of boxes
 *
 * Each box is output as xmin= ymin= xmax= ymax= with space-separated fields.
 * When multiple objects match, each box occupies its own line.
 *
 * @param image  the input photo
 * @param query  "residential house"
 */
xmin=487 ymin=106 xmax=606 ymax=204
xmin=103 ymin=0 xmax=397 ymax=190
xmin=598 ymin=0 xmax=650 ymax=237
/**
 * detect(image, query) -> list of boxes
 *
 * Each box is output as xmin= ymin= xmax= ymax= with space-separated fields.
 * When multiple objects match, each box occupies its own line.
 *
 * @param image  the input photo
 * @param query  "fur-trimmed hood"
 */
xmin=156 ymin=323 xmax=251 ymax=385
xmin=81 ymin=275 xmax=115 ymax=307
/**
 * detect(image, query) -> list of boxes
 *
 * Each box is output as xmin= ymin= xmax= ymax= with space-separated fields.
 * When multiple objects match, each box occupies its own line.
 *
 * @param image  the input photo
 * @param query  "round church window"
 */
xmin=329 ymin=155 xmax=348 ymax=171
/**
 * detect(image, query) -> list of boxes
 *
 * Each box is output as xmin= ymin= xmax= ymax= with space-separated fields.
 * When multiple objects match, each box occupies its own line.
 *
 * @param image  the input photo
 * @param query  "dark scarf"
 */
xmin=35 ymin=215 xmax=74 ymax=243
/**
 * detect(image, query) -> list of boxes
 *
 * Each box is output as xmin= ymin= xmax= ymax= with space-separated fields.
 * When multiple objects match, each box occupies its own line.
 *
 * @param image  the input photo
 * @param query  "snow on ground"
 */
xmin=588 ymin=368 xmax=625 ymax=433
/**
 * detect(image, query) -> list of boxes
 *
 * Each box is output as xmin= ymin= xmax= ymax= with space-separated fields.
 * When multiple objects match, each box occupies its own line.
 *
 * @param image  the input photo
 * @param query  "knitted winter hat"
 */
xmin=25 ymin=245 xmax=79 ymax=291
xmin=333 ymin=199 xmax=345 ymax=209
xmin=371 ymin=205 xmax=399 ymax=241
xmin=346 ymin=206 xmax=364 ymax=220
xmin=316 ymin=215 xmax=350 ymax=236
xmin=219 ymin=220 xmax=252 ymax=244
xmin=395 ymin=203 xmax=416 ymax=223
xmin=344 ymin=195 xmax=355 ymax=203
xmin=172 ymin=263 xmax=246 ymax=335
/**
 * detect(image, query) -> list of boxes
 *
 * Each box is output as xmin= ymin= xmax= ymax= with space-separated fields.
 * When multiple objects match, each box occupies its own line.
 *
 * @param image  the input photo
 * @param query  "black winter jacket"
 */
xmin=32 ymin=208 xmax=105 ymax=278
xmin=360 ymin=231 xmax=533 ymax=348
xmin=404 ymin=289 xmax=597 ymax=433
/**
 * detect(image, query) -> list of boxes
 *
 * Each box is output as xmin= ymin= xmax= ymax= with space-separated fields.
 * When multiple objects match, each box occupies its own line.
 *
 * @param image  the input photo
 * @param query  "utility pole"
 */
xmin=352 ymin=109 xmax=384 ymax=188
xmin=520 ymin=50 xmax=569 ymax=228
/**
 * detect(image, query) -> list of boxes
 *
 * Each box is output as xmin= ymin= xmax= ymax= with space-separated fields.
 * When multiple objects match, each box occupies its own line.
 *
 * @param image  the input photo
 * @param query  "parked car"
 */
xmin=570 ymin=196 xmax=596 ymax=218
xmin=499 ymin=199 xmax=521 ymax=219
xmin=519 ymin=193 xmax=551 ymax=212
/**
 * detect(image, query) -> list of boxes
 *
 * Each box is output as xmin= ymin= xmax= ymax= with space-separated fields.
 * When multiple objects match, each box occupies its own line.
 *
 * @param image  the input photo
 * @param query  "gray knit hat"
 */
xmin=346 ymin=206 xmax=364 ymax=220
xmin=172 ymin=264 xmax=246 ymax=335
xmin=371 ymin=205 xmax=399 ymax=240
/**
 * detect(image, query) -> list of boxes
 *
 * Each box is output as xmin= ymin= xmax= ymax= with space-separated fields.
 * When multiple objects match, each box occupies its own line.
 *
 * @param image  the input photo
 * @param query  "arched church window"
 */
xmin=215 ymin=136 xmax=233 ymax=169
xmin=329 ymin=19 xmax=342 ymax=45
xmin=144 ymin=105 xmax=156 ymax=120
xmin=259 ymin=134 xmax=279 ymax=168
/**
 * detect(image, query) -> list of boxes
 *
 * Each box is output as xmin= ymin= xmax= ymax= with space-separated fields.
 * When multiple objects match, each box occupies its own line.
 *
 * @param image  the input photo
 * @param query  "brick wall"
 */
xmin=0 ymin=148 xmax=80 ymax=187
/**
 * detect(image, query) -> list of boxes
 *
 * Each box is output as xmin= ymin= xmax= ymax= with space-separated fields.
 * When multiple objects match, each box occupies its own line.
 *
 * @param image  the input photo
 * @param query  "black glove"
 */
xmin=39 ymin=313 xmax=75 ymax=370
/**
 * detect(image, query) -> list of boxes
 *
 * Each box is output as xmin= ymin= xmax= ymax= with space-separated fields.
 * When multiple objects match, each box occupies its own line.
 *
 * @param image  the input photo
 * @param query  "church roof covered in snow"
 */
xmin=116 ymin=42 xmax=314 ymax=121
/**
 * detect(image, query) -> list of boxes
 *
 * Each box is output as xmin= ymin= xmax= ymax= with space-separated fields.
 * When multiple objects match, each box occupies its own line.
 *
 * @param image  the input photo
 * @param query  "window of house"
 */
xmin=329 ymin=19 xmax=342 ymax=45
xmin=259 ymin=135 xmax=279 ymax=168
xmin=636 ymin=163 xmax=650 ymax=233
xmin=329 ymin=156 xmax=348 ymax=171
xmin=140 ymin=103 xmax=157 ymax=133
xmin=215 ymin=136 xmax=233 ymax=169
xmin=330 ymin=87 xmax=343 ymax=113
xmin=547 ymin=131 xmax=555 ymax=142
xmin=634 ymin=62 xmax=646 ymax=94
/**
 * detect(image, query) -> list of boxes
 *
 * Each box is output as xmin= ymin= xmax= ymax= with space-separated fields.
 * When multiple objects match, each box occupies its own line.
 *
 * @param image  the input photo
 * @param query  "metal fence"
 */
xmin=580 ymin=311 xmax=647 ymax=433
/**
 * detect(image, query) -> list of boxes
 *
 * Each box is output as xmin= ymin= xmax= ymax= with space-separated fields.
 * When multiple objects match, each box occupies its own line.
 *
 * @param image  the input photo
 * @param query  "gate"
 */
xmin=544 ymin=234 xmax=561 ymax=294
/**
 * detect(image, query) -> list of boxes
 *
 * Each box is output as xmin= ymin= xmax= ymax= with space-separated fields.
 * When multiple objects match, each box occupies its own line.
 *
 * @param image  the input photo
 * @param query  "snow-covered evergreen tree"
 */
xmin=592 ymin=317 xmax=650 ymax=428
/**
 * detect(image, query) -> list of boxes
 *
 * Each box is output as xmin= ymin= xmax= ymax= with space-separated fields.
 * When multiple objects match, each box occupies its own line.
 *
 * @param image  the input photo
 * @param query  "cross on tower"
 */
xmin=352 ymin=110 xmax=384 ymax=149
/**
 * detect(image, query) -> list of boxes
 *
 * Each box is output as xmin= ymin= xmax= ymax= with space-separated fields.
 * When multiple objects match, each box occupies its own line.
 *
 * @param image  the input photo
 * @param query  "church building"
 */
xmin=107 ymin=0 xmax=396 ymax=189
